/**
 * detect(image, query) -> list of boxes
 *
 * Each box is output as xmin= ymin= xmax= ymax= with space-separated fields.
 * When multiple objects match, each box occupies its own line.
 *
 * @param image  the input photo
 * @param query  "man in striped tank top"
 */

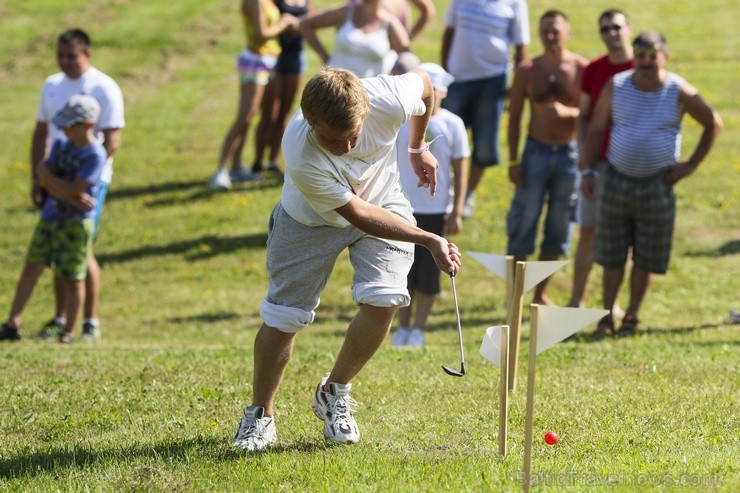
xmin=581 ymin=31 xmax=723 ymax=336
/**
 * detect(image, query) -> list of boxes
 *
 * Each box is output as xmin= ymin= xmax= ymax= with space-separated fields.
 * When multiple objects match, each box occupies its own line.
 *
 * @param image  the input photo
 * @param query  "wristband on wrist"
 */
xmin=408 ymin=134 xmax=444 ymax=154
xmin=407 ymin=142 xmax=429 ymax=154
xmin=581 ymin=168 xmax=598 ymax=177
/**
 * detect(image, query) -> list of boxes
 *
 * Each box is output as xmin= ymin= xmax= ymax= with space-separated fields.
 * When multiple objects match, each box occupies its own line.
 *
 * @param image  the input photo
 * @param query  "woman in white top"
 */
xmin=300 ymin=0 xmax=410 ymax=78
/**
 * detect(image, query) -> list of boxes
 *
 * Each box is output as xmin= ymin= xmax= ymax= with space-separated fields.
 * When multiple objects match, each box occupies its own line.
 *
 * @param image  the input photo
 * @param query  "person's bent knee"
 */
xmin=260 ymin=298 xmax=315 ymax=333
xmin=353 ymin=283 xmax=410 ymax=308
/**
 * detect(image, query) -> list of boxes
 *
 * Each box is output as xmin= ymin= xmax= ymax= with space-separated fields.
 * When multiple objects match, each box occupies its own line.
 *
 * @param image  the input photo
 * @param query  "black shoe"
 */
xmin=36 ymin=319 xmax=65 ymax=339
xmin=251 ymin=160 xmax=264 ymax=173
xmin=0 ymin=322 xmax=21 ymax=341
xmin=81 ymin=322 xmax=101 ymax=341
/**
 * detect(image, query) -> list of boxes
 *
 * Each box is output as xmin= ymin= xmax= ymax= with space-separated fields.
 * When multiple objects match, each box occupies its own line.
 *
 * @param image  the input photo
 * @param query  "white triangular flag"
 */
xmin=468 ymin=252 xmax=509 ymax=280
xmin=534 ymin=306 xmax=609 ymax=354
xmin=522 ymin=261 xmax=568 ymax=292
xmin=480 ymin=325 xmax=503 ymax=367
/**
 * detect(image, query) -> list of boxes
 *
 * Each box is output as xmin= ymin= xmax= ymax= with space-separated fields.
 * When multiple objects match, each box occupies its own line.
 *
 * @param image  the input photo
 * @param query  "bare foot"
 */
xmin=532 ymin=294 xmax=556 ymax=306
xmin=612 ymin=303 xmax=626 ymax=319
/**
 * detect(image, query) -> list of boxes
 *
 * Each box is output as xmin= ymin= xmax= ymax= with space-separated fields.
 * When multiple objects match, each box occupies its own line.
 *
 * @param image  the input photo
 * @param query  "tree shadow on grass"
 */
xmin=168 ymin=312 xmax=242 ymax=324
xmin=97 ymin=232 xmax=268 ymax=264
xmin=560 ymin=321 xmax=730 ymax=344
xmin=108 ymin=176 xmax=284 ymax=209
xmin=107 ymin=179 xmax=205 ymax=200
xmin=684 ymin=239 xmax=740 ymax=257
xmin=0 ymin=435 xmax=338 ymax=479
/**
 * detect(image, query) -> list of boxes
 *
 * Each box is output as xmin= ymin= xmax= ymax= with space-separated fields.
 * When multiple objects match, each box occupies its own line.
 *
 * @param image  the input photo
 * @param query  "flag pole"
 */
xmin=498 ymin=324 xmax=510 ymax=455
xmin=508 ymin=261 xmax=526 ymax=392
xmin=522 ymin=304 xmax=539 ymax=493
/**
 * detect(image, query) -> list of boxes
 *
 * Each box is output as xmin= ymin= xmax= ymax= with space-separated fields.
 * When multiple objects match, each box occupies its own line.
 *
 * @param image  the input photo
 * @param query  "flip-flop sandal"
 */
xmin=618 ymin=315 xmax=639 ymax=336
xmin=596 ymin=314 xmax=614 ymax=337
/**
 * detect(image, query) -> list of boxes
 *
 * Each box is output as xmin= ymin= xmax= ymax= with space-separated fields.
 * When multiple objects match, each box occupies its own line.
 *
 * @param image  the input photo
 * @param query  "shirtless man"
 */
xmin=506 ymin=9 xmax=587 ymax=304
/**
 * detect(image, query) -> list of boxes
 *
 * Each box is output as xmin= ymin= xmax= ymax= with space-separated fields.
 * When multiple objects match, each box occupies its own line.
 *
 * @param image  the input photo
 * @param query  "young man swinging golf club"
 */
xmin=232 ymin=67 xmax=462 ymax=452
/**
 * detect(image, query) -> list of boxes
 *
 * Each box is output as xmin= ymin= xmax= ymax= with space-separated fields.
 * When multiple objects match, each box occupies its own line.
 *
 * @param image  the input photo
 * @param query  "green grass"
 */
xmin=1 ymin=0 xmax=738 ymax=491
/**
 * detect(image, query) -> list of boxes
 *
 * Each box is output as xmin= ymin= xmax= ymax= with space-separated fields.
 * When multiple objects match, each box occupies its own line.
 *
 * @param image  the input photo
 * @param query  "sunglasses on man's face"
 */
xmin=633 ymin=47 xmax=659 ymax=59
xmin=599 ymin=24 xmax=623 ymax=34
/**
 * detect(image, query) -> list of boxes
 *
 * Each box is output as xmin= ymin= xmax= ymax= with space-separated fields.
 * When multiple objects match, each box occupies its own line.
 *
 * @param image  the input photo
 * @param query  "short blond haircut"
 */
xmin=301 ymin=68 xmax=370 ymax=133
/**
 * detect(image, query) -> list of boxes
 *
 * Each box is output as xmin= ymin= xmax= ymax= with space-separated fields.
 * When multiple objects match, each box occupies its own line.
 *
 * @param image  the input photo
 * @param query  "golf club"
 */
xmin=442 ymin=273 xmax=466 ymax=377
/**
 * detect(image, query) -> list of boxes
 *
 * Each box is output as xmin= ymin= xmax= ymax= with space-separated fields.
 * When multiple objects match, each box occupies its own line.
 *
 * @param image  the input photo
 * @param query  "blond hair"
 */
xmin=301 ymin=68 xmax=370 ymax=133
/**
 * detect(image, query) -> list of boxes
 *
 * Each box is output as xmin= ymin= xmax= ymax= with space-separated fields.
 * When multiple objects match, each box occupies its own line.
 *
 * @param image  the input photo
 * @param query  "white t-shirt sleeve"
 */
xmin=36 ymin=76 xmax=56 ymax=123
xmin=444 ymin=0 xmax=460 ymax=28
xmin=511 ymin=0 xmax=531 ymax=46
xmin=91 ymin=78 xmax=125 ymax=130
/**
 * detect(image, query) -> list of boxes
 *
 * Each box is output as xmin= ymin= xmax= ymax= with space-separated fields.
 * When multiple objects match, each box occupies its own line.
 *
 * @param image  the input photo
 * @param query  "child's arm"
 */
xmin=37 ymin=164 xmax=94 ymax=211
xmin=444 ymin=155 xmax=468 ymax=236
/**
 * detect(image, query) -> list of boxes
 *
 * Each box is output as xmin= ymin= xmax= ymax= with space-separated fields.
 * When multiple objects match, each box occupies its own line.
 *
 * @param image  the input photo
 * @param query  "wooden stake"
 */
xmin=498 ymin=325 xmax=510 ymax=456
xmin=508 ymin=261 xmax=526 ymax=392
xmin=522 ymin=304 xmax=540 ymax=493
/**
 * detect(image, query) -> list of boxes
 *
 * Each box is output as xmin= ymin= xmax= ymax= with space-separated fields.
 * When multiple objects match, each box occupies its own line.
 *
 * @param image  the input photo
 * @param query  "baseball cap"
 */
xmin=52 ymin=94 xmax=101 ymax=128
xmin=418 ymin=63 xmax=455 ymax=94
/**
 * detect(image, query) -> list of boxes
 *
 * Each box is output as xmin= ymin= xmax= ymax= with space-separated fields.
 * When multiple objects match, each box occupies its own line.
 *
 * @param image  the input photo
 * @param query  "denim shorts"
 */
xmin=506 ymin=138 xmax=578 ymax=257
xmin=276 ymin=50 xmax=306 ymax=75
xmin=594 ymin=166 xmax=675 ymax=274
xmin=441 ymin=74 xmax=506 ymax=167
xmin=92 ymin=180 xmax=109 ymax=240
xmin=259 ymin=203 xmax=415 ymax=333
xmin=237 ymin=49 xmax=278 ymax=86
xmin=407 ymin=213 xmax=445 ymax=295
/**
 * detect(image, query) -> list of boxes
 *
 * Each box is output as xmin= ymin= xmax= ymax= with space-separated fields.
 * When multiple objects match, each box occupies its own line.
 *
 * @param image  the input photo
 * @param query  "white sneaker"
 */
xmin=311 ymin=374 xmax=360 ymax=444
xmin=391 ymin=327 xmax=410 ymax=347
xmin=462 ymin=191 xmax=475 ymax=218
xmin=229 ymin=165 xmax=263 ymax=182
xmin=406 ymin=327 xmax=425 ymax=347
xmin=232 ymin=405 xmax=277 ymax=452
xmin=209 ymin=168 xmax=232 ymax=190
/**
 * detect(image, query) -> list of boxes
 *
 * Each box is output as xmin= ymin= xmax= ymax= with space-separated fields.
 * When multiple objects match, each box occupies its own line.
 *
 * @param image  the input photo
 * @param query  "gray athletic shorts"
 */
xmin=260 ymin=202 xmax=415 ymax=333
xmin=575 ymin=160 xmax=608 ymax=228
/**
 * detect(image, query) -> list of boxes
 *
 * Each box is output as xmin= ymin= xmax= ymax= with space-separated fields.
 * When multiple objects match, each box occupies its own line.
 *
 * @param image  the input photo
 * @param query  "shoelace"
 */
xmin=237 ymin=418 xmax=265 ymax=440
xmin=329 ymin=395 xmax=357 ymax=421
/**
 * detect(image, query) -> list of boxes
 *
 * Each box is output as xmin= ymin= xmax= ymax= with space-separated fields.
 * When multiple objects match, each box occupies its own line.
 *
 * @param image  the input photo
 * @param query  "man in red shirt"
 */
xmin=567 ymin=9 xmax=633 ymax=330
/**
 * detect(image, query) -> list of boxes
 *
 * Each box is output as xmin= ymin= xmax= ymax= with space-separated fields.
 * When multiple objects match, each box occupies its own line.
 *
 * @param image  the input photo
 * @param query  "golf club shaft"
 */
xmin=451 ymin=274 xmax=465 ymax=365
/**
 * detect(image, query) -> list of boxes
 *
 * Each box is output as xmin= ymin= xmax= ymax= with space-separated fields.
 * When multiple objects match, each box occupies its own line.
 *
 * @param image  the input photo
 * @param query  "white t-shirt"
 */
xmin=281 ymin=73 xmax=426 ymax=227
xmin=397 ymin=109 xmax=470 ymax=214
xmin=444 ymin=0 xmax=530 ymax=82
xmin=329 ymin=6 xmax=394 ymax=78
xmin=36 ymin=67 xmax=125 ymax=183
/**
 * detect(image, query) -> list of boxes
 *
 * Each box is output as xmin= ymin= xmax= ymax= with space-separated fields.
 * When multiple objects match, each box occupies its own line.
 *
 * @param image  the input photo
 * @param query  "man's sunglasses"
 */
xmin=633 ymin=47 xmax=659 ymax=59
xmin=600 ymin=24 xmax=623 ymax=34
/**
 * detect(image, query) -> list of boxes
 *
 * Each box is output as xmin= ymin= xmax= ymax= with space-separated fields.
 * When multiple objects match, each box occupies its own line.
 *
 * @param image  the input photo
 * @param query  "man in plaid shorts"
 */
xmin=580 ymin=31 xmax=722 ymax=336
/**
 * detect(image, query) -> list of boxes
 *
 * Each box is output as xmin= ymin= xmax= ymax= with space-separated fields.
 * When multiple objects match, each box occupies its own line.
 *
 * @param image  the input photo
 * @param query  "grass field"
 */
xmin=0 ymin=0 xmax=738 ymax=491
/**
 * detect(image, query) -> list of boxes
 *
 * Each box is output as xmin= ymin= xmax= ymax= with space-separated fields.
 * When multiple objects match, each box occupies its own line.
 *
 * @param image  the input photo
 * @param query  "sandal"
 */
xmin=58 ymin=332 xmax=75 ymax=344
xmin=618 ymin=315 xmax=639 ymax=337
xmin=595 ymin=314 xmax=614 ymax=337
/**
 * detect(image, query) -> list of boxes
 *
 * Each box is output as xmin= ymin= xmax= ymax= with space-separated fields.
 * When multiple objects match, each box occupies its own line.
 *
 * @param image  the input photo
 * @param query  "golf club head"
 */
xmin=441 ymin=362 xmax=467 ymax=377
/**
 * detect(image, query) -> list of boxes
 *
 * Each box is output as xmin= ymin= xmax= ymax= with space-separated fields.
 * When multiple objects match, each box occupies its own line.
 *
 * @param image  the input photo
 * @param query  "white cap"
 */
xmin=418 ymin=63 xmax=455 ymax=94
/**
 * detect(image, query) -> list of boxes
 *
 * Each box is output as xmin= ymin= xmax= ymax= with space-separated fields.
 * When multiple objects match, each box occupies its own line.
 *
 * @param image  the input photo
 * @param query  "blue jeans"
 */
xmin=441 ymin=74 xmax=506 ymax=167
xmin=506 ymin=138 xmax=578 ymax=257
xmin=92 ymin=181 xmax=109 ymax=240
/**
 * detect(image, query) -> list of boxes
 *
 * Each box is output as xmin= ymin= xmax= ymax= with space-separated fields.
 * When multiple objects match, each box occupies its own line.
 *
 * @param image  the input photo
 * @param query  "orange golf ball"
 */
xmin=544 ymin=431 xmax=559 ymax=445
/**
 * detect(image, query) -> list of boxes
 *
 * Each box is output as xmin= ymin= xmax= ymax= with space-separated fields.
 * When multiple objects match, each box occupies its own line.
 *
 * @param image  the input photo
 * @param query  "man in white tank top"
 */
xmin=580 ymin=31 xmax=722 ymax=336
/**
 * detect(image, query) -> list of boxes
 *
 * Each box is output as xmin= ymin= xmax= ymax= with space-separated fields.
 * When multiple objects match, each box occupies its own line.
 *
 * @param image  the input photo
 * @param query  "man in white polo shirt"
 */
xmin=31 ymin=28 xmax=125 ymax=342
